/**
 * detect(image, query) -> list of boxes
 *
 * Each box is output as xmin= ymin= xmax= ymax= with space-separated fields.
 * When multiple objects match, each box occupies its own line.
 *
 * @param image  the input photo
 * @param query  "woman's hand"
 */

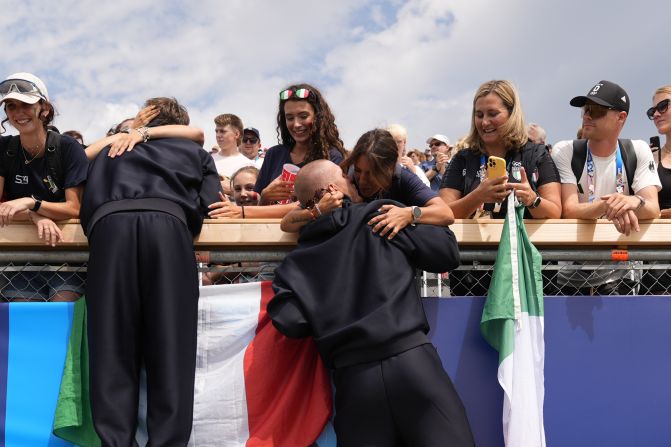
xmin=0 ymin=197 xmax=33 ymax=226
xmin=475 ymin=175 xmax=510 ymax=204
xmin=132 ymin=105 xmax=159 ymax=128
xmin=208 ymin=192 xmax=243 ymax=218
xmin=660 ymin=208 xmax=671 ymax=218
xmin=507 ymin=167 xmax=535 ymax=206
xmin=107 ymin=132 xmax=143 ymax=158
xmin=368 ymin=204 xmax=413 ymax=240
xmin=30 ymin=212 xmax=63 ymax=247
xmin=260 ymin=176 xmax=294 ymax=204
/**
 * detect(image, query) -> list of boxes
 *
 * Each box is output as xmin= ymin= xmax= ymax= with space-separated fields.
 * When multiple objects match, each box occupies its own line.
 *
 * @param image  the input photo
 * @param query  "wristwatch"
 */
xmin=30 ymin=195 xmax=42 ymax=212
xmin=411 ymin=206 xmax=422 ymax=225
xmin=528 ymin=192 xmax=541 ymax=209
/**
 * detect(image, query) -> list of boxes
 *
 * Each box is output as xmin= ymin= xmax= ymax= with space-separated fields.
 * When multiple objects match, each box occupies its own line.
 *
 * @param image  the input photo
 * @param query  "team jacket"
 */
xmin=80 ymin=138 xmax=222 ymax=237
xmin=268 ymin=199 xmax=460 ymax=369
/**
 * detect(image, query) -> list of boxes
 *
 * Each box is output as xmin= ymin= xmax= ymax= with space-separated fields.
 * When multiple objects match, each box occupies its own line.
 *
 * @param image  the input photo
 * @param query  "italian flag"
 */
xmin=52 ymin=282 xmax=334 ymax=447
xmin=480 ymin=194 xmax=546 ymax=447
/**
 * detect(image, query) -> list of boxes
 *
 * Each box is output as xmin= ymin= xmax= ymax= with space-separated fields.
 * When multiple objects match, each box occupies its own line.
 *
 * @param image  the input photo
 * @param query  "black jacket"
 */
xmin=80 ymin=138 xmax=222 ymax=237
xmin=268 ymin=199 xmax=460 ymax=369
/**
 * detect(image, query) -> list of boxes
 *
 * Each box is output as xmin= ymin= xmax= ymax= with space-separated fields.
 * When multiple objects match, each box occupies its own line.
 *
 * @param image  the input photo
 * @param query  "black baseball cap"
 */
xmin=570 ymin=80 xmax=630 ymax=113
xmin=243 ymin=127 xmax=260 ymax=139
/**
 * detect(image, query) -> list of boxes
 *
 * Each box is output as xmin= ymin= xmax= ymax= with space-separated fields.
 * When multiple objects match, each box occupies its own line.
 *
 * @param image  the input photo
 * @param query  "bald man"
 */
xmin=268 ymin=160 xmax=474 ymax=446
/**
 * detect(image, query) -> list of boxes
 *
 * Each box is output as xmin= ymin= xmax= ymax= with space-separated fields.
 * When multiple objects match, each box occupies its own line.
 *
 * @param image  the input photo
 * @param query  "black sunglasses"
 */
xmin=242 ymin=136 xmax=258 ymax=144
xmin=647 ymin=99 xmax=670 ymax=120
xmin=300 ymin=187 xmax=329 ymax=210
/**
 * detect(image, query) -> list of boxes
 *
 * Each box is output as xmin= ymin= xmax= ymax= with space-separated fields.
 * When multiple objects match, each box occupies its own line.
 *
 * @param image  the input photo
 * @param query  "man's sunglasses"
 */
xmin=0 ymin=79 xmax=45 ymax=99
xmin=279 ymin=88 xmax=312 ymax=101
xmin=429 ymin=141 xmax=445 ymax=148
xmin=582 ymin=103 xmax=615 ymax=120
xmin=242 ymin=136 xmax=258 ymax=144
xmin=647 ymin=99 xmax=670 ymax=120
xmin=300 ymin=187 xmax=329 ymax=210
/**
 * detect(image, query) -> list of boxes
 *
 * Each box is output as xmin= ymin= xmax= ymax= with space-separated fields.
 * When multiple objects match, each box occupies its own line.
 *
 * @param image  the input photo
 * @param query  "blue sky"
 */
xmin=0 ymin=0 xmax=667 ymax=151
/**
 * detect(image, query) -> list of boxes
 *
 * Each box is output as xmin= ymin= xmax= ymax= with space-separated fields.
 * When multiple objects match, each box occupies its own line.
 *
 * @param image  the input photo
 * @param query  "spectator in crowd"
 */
xmin=231 ymin=165 xmax=260 ymax=206
xmin=649 ymin=84 xmax=671 ymax=217
xmin=0 ymin=72 xmax=88 ymax=301
xmin=268 ymin=160 xmax=474 ymax=445
xmin=552 ymin=80 xmax=661 ymax=295
xmin=527 ymin=122 xmax=547 ymax=145
xmin=439 ymin=80 xmax=561 ymax=296
xmin=406 ymin=149 xmax=424 ymax=166
xmin=209 ymin=83 xmax=346 ymax=219
xmin=387 ymin=123 xmax=431 ymax=187
xmin=422 ymin=134 xmax=453 ymax=191
xmin=211 ymin=114 xmax=255 ymax=191
xmin=424 ymin=148 xmax=434 ymax=163
xmin=63 ymin=130 xmax=84 ymax=145
xmin=81 ymin=96 xmax=221 ymax=446
xmin=440 ymin=80 xmax=561 ymax=219
xmin=239 ymin=126 xmax=264 ymax=168
xmin=254 ymin=83 xmax=346 ymax=204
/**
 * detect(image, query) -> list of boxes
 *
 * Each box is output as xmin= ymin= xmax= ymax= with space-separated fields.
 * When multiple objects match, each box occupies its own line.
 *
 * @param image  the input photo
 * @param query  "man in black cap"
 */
xmin=240 ymin=126 xmax=264 ymax=168
xmin=268 ymin=160 xmax=474 ymax=446
xmin=551 ymin=80 xmax=661 ymax=294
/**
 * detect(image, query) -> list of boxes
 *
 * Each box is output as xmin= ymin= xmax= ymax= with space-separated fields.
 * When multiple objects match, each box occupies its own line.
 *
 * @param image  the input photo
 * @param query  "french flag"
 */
xmin=0 ymin=282 xmax=334 ymax=446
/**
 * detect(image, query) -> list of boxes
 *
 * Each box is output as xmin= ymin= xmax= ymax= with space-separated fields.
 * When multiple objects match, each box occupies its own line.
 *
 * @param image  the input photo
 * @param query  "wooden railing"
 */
xmin=2 ymin=218 xmax=671 ymax=249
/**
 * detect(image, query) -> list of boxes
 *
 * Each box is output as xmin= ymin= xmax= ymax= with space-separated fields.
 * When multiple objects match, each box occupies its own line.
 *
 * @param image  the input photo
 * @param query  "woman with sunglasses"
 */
xmin=648 ymin=85 xmax=671 ymax=217
xmin=0 ymin=72 xmax=89 ymax=301
xmin=208 ymin=83 xmax=346 ymax=219
xmin=439 ymin=80 xmax=561 ymax=296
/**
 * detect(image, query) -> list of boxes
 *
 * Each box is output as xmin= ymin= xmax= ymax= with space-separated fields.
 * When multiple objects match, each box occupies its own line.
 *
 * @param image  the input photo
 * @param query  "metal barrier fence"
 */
xmin=2 ymin=248 xmax=671 ymax=301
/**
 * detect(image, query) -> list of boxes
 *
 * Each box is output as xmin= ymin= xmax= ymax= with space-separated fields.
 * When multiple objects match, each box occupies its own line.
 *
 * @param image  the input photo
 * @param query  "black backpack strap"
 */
xmin=44 ymin=130 xmax=64 ymax=192
xmin=1 ymin=136 xmax=21 ymax=182
xmin=571 ymin=139 xmax=588 ymax=183
xmin=618 ymin=139 xmax=637 ymax=194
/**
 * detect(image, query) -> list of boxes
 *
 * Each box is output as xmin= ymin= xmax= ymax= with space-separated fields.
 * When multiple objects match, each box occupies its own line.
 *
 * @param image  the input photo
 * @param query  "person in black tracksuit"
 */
xmin=80 ymin=98 xmax=221 ymax=447
xmin=267 ymin=160 xmax=474 ymax=447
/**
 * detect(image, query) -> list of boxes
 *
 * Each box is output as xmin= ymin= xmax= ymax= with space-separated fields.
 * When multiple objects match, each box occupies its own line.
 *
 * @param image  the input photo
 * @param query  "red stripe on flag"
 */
xmin=244 ymin=281 xmax=332 ymax=447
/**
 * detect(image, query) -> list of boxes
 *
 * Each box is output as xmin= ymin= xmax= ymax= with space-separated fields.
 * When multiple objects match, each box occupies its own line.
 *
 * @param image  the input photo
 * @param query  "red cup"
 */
xmin=278 ymin=163 xmax=300 ymax=204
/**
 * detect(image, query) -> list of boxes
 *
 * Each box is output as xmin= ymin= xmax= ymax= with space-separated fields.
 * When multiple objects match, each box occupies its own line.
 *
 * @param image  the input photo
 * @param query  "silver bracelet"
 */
xmin=135 ymin=127 xmax=150 ymax=143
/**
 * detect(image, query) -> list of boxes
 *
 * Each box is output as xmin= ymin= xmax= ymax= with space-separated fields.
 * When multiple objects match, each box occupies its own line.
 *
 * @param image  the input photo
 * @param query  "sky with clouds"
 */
xmin=0 ymin=0 xmax=667 ymax=151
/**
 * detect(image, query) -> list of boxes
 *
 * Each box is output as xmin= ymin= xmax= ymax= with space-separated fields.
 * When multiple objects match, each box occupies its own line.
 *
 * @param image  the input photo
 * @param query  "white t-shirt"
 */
xmin=551 ymin=139 xmax=661 ymax=290
xmin=552 ymin=139 xmax=661 ymax=202
xmin=211 ymin=151 xmax=255 ymax=178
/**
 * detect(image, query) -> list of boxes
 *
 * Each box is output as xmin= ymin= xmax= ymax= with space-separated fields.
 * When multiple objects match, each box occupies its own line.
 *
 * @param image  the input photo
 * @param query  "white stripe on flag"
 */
xmin=507 ymin=194 xmax=522 ymax=322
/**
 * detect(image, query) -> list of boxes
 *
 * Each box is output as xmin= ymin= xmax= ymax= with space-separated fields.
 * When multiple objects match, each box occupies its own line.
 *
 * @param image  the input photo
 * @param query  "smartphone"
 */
xmin=650 ymin=136 xmax=661 ymax=149
xmin=487 ymin=156 xmax=507 ymax=179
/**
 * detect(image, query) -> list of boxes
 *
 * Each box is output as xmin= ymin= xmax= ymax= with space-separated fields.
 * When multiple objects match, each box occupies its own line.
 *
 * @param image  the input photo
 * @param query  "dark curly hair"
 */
xmin=276 ymin=82 xmax=345 ymax=164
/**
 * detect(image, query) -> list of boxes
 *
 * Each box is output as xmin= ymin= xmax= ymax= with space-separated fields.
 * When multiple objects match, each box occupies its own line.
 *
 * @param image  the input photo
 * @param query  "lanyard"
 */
xmin=585 ymin=143 xmax=624 ymax=203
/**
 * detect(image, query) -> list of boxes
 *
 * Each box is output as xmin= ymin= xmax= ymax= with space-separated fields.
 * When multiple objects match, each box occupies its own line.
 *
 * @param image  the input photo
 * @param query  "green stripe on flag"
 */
xmin=53 ymin=297 xmax=101 ymax=447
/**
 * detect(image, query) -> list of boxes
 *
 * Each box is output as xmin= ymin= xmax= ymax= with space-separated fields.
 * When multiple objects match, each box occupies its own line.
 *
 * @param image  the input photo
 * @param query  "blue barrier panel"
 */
xmin=425 ymin=296 xmax=671 ymax=447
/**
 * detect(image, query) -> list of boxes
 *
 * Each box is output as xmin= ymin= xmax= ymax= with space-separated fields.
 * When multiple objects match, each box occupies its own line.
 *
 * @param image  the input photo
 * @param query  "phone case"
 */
xmin=487 ymin=156 xmax=507 ymax=179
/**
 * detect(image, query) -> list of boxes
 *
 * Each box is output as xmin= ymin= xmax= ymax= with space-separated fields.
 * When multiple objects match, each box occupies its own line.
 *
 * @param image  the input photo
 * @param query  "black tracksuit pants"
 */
xmin=333 ymin=343 xmax=475 ymax=447
xmin=86 ymin=211 xmax=198 ymax=447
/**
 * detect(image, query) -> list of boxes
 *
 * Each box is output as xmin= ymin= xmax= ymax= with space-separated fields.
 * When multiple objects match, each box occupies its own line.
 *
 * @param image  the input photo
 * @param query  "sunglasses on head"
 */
xmin=242 ymin=136 xmax=258 ymax=144
xmin=647 ymin=99 xmax=670 ymax=120
xmin=0 ymin=79 xmax=45 ymax=99
xmin=582 ymin=103 xmax=615 ymax=120
xmin=279 ymin=88 xmax=312 ymax=101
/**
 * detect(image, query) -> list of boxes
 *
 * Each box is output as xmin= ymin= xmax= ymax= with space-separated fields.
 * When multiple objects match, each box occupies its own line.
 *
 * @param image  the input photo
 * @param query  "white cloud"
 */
xmin=0 ymin=0 xmax=666 ymax=151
